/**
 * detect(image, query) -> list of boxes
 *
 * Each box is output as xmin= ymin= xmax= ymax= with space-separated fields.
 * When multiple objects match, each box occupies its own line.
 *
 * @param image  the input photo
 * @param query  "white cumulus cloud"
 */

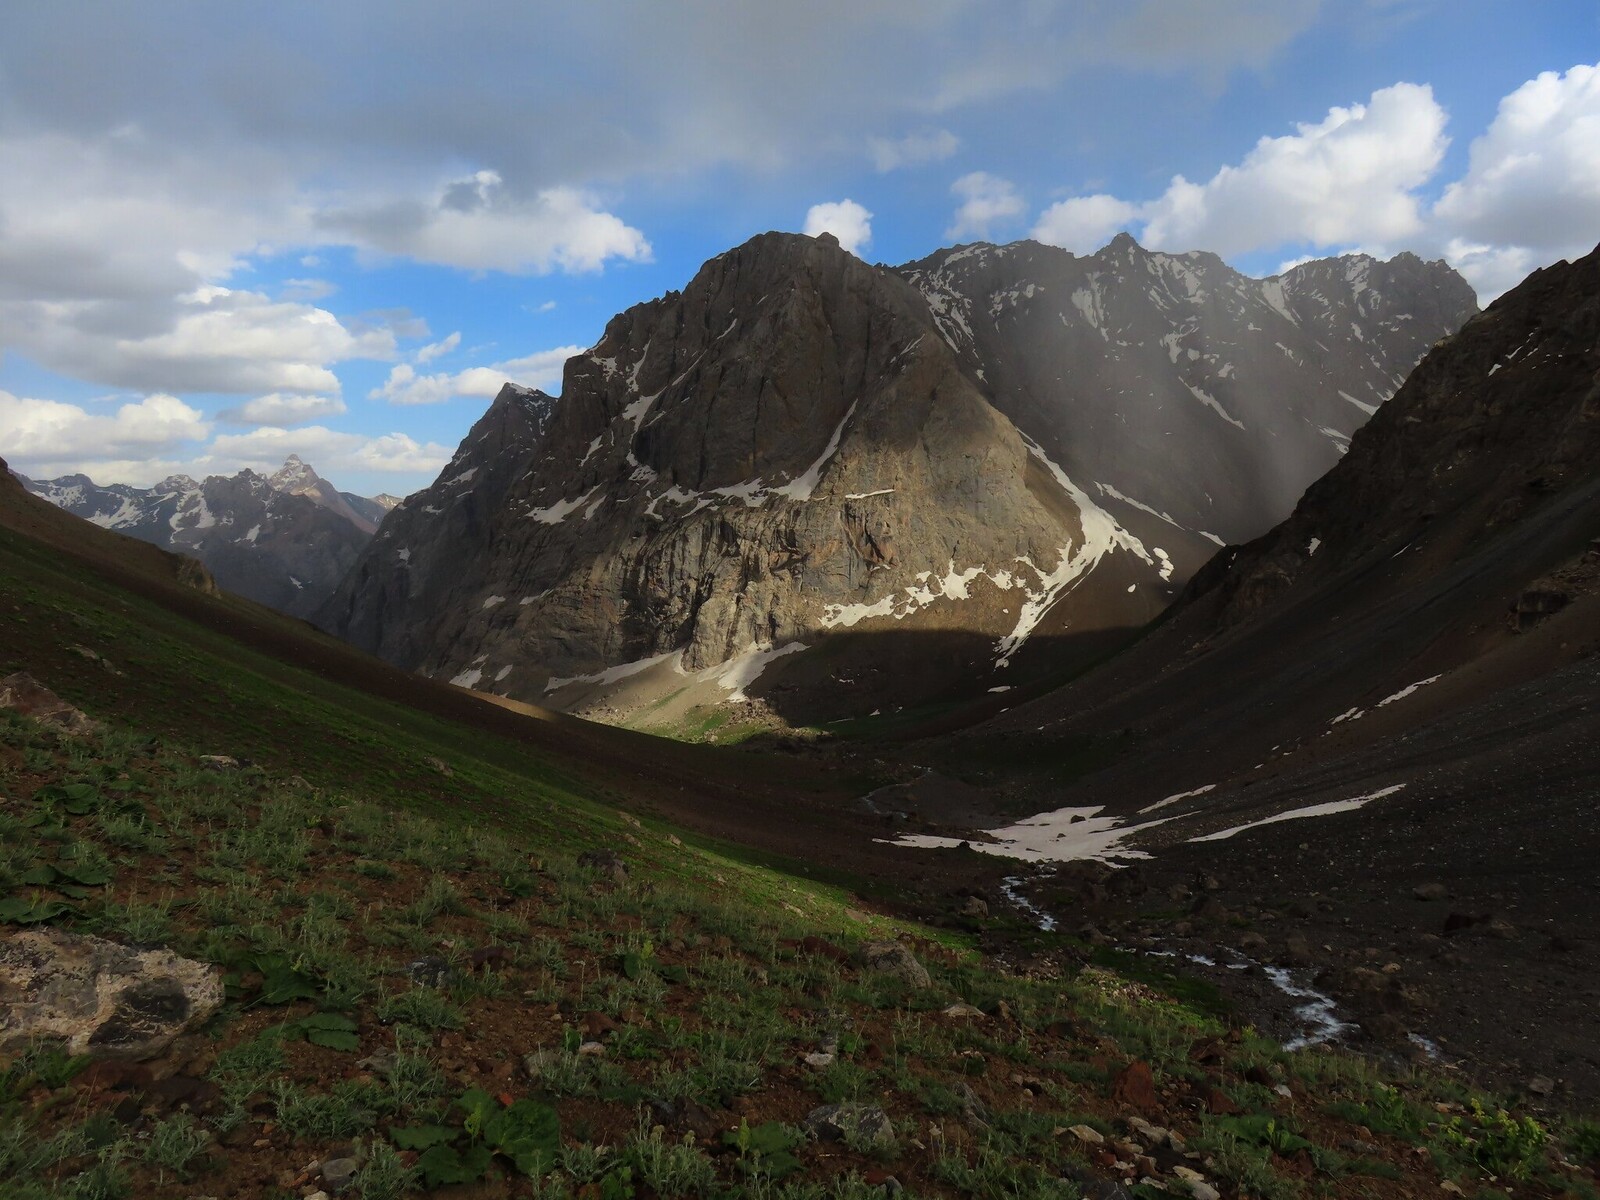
xmin=414 ymin=331 xmax=461 ymax=364
xmin=1023 ymin=71 xmax=1600 ymax=301
xmin=1031 ymin=194 xmax=1141 ymax=255
xmin=206 ymin=425 xmax=455 ymax=480
xmin=369 ymin=345 xmax=583 ymax=406
xmin=803 ymin=200 xmax=873 ymax=254
xmin=320 ymin=172 xmax=652 ymax=275
xmin=0 ymin=390 xmax=210 ymax=477
xmin=1432 ymin=63 xmax=1600 ymax=294
xmin=946 ymin=172 xmax=1025 ymax=241
xmin=1140 ymin=82 xmax=1449 ymax=255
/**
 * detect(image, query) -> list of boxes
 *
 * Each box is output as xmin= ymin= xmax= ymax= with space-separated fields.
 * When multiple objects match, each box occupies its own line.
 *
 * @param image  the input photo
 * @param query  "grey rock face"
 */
xmin=0 ymin=928 xmax=224 ymax=1060
xmin=320 ymin=232 xmax=1475 ymax=720
xmin=900 ymin=235 xmax=1477 ymax=548
xmin=25 ymin=458 xmax=381 ymax=618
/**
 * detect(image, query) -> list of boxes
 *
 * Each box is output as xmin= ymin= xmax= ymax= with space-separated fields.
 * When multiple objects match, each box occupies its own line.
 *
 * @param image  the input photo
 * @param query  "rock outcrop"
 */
xmin=320 ymin=231 xmax=1475 ymax=722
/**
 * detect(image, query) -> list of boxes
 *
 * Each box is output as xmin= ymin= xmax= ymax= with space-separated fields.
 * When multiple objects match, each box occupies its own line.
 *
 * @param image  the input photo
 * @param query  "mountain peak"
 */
xmin=268 ymin=455 xmax=321 ymax=493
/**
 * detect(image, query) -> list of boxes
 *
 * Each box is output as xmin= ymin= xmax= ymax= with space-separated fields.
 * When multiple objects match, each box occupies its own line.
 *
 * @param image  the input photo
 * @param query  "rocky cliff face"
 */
xmin=320 ymin=231 xmax=1475 ymax=722
xmin=24 ymin=458 xmax=378 ymax=618
xmin=902 ymin=235 xmax=1476 ymax=547
xmin=1181 ymin=242 xmax=1600 ymax=629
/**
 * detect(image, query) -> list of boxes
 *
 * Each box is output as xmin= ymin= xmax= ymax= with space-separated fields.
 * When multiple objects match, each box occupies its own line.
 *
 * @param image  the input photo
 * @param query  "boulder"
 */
xmin=858 ymin=940 xmax=931 ymax=989
xmin=1111 ymin=1060 xmax=1160 ymax=1113
xmin=804 ymin=1103 xmax=895 ymax=1150
xmin=0 ymin=673 xmax=99 ymax=736
xmin=0 ymin=928 xmax=223 ymax=1061
xmin=577 ymin=848 xmax=628 ymax=884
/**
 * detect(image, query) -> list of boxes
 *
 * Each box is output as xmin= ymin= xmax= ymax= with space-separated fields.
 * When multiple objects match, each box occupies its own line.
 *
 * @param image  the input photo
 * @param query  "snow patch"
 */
xmin=1098 ymin=482 xmax=1185 ymax=530
xmin=1191 ymin=785 xmax=1406 ymax=843
xmin=481 ymin=595 xmax=506 ymax=609
xmin=890 ymin=804 xmax=1170 ymax=865
xmin=1151 ymin=546 xmax=1175 ymax=583
xmin=644 ymin=485 xmax=712 ymax=521
xmin=1338 ymin=389 xmax=1379 ymax=416
xmin=545 ymin=650 xmax=683 ymax=692
xmin=1184 ymin=382 xmax=1245 ymax=429
xmin=773 ymin=402 xmax=856 ymax=501
xmin=701 ymin=641 xmax=807 ymax=702
xmin=995 ymin=436 xmax=1154 ymax=667
xmin=1140 ymin=784 xmax=1216 ymax=814
xmin=1259 ymin=279 xmax=1296 ymax=324
xmin=1376 ymin=675 xmax=1442 ymax=708
xmin=529 ymin=486 xmax=601 ymax=524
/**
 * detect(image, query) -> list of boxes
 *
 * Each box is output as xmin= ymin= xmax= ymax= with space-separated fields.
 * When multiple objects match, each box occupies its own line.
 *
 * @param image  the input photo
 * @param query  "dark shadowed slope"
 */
xmin=908 ymin=244 xmax=1600 ymax=1099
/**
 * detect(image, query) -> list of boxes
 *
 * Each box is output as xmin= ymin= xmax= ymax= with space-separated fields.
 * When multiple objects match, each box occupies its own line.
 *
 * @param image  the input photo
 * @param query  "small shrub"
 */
xmin=623 ymin=1116 xmax=717 ymax=1197
xmin=377 ymin=988 xmax=464 ymax=1030
xmin=143 ymin=1112 xmax=212 ymax=1180
xmin=1439 ymin=1101 xmax=1547 ymax=1181
xmin=354 ymin=1138 xmax=418 ymax=1200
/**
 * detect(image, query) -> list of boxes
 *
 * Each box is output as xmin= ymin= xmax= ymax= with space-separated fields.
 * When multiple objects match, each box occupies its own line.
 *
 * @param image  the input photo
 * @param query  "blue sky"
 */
xmin=1 ymin=1 xmax=1597 ymax=497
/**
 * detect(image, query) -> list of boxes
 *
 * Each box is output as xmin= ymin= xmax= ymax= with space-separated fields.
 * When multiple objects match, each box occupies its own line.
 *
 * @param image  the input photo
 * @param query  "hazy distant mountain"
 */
xmin=267 ymin=454 xmax=400 ymax=536
xmin=24 ymin=457 xmax=391 ymax=618
xmin=320 ymin=231 xmax=1475 ymax=723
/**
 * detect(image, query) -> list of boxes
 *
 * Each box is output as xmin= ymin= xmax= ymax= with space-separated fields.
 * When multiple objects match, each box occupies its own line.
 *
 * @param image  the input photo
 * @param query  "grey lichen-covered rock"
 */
xmin=803 ymin=1102 xmax=896 ymax=1150
xmin=0 ymin=673 xmax=100 ymax=736
xmin=858 ymin=939 xmax=931 ymax=989
xmin=0 ymin=928 xmax=224 ymax=1060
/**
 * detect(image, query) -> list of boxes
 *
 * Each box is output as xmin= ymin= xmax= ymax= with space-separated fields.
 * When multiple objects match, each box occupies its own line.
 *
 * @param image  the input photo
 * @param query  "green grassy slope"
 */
xmin=2 ymin=472 xmax=1595 ymax=1200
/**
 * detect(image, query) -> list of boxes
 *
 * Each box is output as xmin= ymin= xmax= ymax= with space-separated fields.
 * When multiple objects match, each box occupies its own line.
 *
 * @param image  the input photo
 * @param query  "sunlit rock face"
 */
xmin=320 ymin=231 xmax=1475 ymax=721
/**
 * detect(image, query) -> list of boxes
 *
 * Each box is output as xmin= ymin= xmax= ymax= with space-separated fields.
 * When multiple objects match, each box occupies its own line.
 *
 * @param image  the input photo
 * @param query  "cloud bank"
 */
xmin=1025 ymin=66 xmax=1600 ymax=298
